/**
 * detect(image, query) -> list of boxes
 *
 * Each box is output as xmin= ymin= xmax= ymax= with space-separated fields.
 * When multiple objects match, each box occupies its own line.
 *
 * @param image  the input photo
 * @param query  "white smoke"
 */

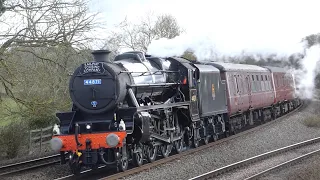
xmin=147 ymin=32 xmax=320 ymax=99
xmin=294 ymin=45 xmax=320 ymax=99
xmin=147 ymin=31 xmax=305 ymax=61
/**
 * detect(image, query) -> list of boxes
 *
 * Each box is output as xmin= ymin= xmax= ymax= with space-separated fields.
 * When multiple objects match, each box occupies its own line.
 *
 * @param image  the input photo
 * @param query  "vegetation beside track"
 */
xmin=0 ymin=97 xmax=20 ymax=127
xmin=303 ymin=115 xmax=320 ymax=128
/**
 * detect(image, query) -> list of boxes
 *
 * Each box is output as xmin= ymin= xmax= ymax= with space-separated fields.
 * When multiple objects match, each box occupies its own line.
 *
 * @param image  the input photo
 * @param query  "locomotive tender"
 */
xmin=50 ymin=50 xmax=300 ymax=174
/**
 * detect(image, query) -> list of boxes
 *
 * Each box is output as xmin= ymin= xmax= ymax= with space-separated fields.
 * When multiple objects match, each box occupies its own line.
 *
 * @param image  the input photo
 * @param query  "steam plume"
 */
xmin=147 ymin=32 xmax=320 ymax=99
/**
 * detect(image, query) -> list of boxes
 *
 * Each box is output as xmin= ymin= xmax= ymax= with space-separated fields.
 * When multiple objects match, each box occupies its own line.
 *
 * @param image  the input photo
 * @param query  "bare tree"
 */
xmin=106 ymin=13 xmax=184 ymax=53
xmin=153 ymin=14 xmax=182 ymax=39
xmin=0 ymin=0 xmax=99 ymax=100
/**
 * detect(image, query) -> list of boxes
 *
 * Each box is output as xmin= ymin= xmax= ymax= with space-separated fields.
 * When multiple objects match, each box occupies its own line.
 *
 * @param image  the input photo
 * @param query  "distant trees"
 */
xmin=0 ymin=0 xmax=99 ymax=128
xmin=104 ymin=13 xmax=184 ymax=55
xmin=0 ymin=0 xmax=98 ymax=99
xmin=303 ymin=33 xmax=320 ymax=48
xmin=181 ymin=49 xmax=197 ymax=61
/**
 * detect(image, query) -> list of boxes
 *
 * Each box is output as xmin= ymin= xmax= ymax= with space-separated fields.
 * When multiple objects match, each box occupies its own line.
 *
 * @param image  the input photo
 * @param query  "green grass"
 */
xmin=0 ymin=97 xmax=21 ymax=127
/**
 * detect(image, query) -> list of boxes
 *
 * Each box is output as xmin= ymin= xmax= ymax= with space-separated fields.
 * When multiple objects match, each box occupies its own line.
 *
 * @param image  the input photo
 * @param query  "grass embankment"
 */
xmin=0 ymin=98 xmax=29 ymax=159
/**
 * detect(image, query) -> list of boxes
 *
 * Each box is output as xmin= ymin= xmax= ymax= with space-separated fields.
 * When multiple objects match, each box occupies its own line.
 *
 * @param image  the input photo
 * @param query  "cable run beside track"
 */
xmin=55 ymin=100 xmax=307 ymax=180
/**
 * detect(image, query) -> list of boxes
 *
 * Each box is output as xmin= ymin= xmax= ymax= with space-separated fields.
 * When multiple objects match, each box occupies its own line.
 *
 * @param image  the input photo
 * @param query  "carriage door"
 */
xmin=188 ymin=69 xmax=199 ymax=117
xmin=246 ymin=75 xmax=252 ymax=106
xmin=234 ymin=74 xmax=241 ymax=111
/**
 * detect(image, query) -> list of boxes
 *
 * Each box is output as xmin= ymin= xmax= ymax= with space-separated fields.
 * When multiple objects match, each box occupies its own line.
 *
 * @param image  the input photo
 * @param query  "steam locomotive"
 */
xmin=50 ymin=50 xmax=300 ymax=174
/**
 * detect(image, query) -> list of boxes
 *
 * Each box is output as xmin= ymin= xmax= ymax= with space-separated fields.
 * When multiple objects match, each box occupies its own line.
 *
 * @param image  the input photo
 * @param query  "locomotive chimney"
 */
xmin=92 ymin=50 xmax=111 ymax=62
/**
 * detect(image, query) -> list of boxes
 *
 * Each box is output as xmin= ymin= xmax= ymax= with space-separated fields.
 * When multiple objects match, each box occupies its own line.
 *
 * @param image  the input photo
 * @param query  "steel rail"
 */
xmin=0 ymin=154 xmax=61 ymax=176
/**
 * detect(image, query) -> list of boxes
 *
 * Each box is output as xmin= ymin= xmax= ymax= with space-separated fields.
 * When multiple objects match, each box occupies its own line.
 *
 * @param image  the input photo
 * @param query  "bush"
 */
xmin=303 ymin=115 xmax=320 ymax=128
xmin=0 ymin=120 xmax=28 ymax=159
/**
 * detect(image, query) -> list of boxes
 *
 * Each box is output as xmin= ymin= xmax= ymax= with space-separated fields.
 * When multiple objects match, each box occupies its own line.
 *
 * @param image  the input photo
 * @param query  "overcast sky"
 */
xmin=88 ymin=0 xmax=320 ymax=57
xmin=89 ymin=0 xmax=320 ymax=36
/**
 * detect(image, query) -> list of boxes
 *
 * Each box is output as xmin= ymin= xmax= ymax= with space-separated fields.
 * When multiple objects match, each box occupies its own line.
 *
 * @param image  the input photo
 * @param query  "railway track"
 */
xmin=0 ymin=154 xmax=61 ymax=177
xmin=54 ymin=100 xmax=307 ymax=180
xmin=189 ymin=136 xmax=320 ymax=180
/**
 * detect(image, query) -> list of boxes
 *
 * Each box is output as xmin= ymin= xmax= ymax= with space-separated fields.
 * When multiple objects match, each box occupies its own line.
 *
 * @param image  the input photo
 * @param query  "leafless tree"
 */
xmin=153 ymin=14 xmax=182 ymax=39
xmin=106 ymin=13 xmax=184 ymax=53
xmin=0 ymin=0 xmax=99 ymax=101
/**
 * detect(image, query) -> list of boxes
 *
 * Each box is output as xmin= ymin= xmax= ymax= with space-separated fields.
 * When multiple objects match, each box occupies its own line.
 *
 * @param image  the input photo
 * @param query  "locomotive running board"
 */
xmin=137 ymin=102 xmax=190 ymax=111
xmin=150 ymin=133 xmax=184 ymax=143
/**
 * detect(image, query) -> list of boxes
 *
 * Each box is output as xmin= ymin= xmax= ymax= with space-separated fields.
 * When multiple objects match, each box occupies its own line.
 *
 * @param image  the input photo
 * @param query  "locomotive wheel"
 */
xmin=224 ymin=130 xmax=230 ymax=138
xmin=192 ymin=137 xmax=199 ymax=148
xmin=230 ymin=125 xmax=237 ymax=135
xmin=146 ymin=145 xmax=158 ymax=163
xmin=261 ymin=112 xmax=266 ymax=124
xmin=211 ymin=134 xmax=218 ymax=142
xmin=118 ymin=157 xmax=128 ymax=172
xmin=132 ymin=147 xmax=143 ymax=167
xmin=174 ymin=139 xmax=183 ymax=154
xmin=160 ymin=144 xmax=172 ymax=158
xmin=118 ymin=147 xmax=128 ymax=172
xmin=272 ymin=109 xmax=277 ymax=120
xmin=203 ymin=135 xmax=210 ymax=145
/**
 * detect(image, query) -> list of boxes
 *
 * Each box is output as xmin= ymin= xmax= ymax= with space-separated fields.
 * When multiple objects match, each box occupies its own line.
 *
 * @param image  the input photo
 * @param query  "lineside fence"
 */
xmin=28 ymin=125 xmax=54 ymax=154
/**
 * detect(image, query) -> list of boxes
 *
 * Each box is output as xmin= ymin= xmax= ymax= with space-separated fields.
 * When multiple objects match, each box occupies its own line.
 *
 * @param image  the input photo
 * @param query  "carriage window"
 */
xmin=245 ymin=76 xmax=249 ymax=93
xmin=257 ymin=75 xmax=260 ymax=91
xmin=251 ymin=75 xmax=255 ymax=92
xmin=247 ymin=76 xmax=251 ymax=93
xmin=229 ymin=75 xmax=234 ymax=95
xmin=268 ymin=75 xmax=272 ymax=89
xmin=239 ymin=75 xmax=244 ymax=93
xmin=234 ymin=75 xmax=239 ymax=93
xmin=264 ymin=75 xmax=268 ymax=90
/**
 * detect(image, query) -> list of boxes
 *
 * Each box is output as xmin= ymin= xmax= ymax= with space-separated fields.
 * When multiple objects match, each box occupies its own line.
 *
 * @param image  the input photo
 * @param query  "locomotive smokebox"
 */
xmin=92 ymin=50 xmax=111 ymax=62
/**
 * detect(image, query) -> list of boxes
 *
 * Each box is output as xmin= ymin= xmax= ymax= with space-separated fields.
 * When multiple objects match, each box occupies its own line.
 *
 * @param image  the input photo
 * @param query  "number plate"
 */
xmin=84 ymin=79 xmax=102 ymax=85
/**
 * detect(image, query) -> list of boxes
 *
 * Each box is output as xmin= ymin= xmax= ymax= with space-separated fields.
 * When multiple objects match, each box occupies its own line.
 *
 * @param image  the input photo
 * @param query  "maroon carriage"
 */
xmin=264 ymin=66 xmax=295 ymax=104
xmin=209 ymin=62 xmax=275 ymax=116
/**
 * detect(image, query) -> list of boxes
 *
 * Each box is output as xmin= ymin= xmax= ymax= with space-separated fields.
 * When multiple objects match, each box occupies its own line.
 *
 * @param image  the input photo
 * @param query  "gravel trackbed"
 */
xmin=123 ymin=100 xmax=320 ymax=180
